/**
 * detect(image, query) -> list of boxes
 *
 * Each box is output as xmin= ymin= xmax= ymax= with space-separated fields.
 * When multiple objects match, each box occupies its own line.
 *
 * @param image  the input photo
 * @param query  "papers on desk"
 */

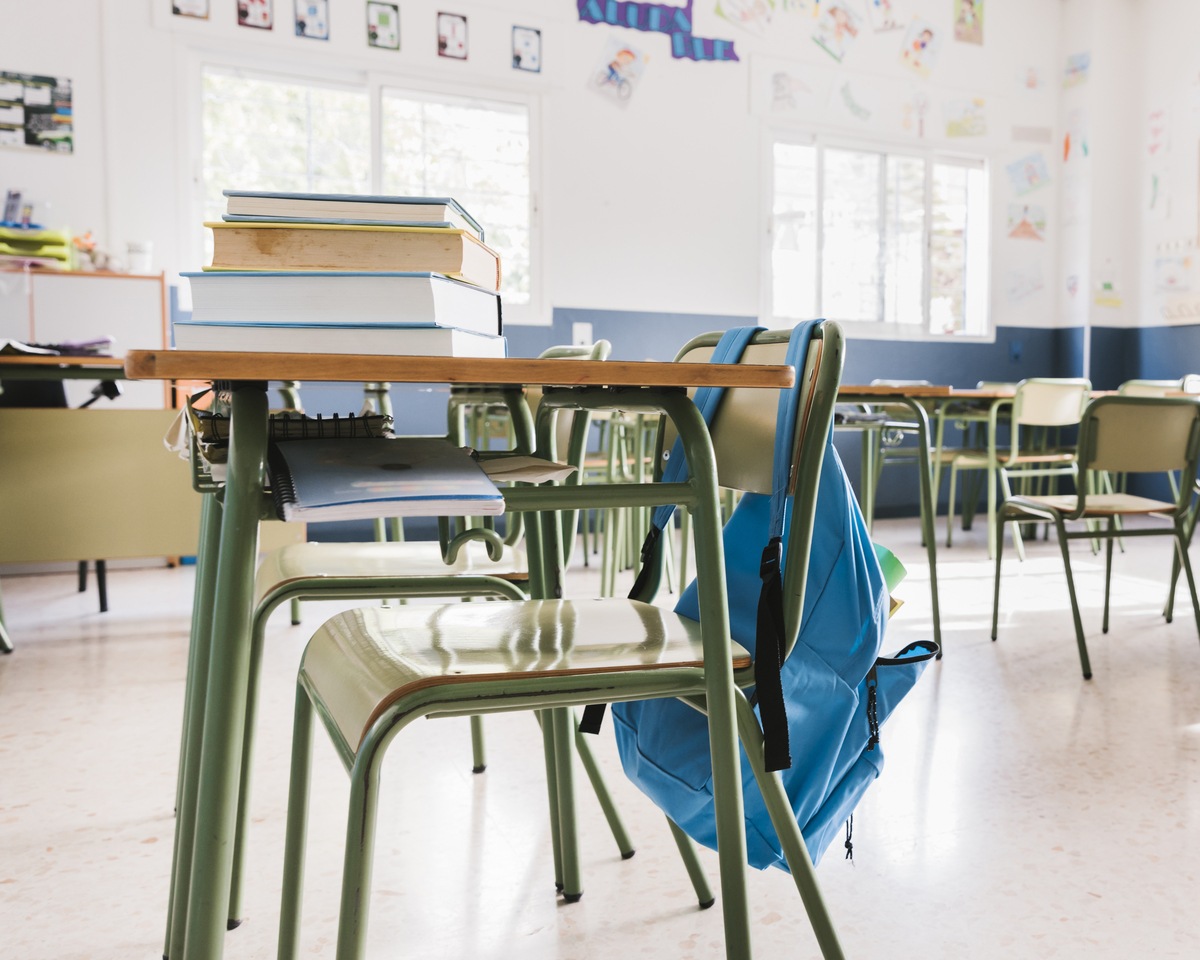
xmin=266 ymin=436 xmax=505 ymax=521
xmin=0 ymin=338 xmax=57 ymax=356
xmin=477 ymin=454 xmax=576 ymax=483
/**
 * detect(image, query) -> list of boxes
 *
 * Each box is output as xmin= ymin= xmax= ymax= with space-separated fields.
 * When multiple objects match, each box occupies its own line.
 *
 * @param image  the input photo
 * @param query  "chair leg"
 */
xmin=991 ymin=510 xmax=1006 ymax=641
xmin=1173 ymin=532 xmax=1200 ymax=643
xmin=335 ymin=732 xmax=387 ymax=960
xmin=945 ymin=463 xmax=958 ymax=548
xmin=277 ymin=687 xmax=315 ymax=960
xmin=734 ymin=692 xmax=845 ymax=959
xmin=572 ymin=716 xmax=635 ymax=859
xmin=1102 ymin=519 xmax=1115 ymax=634
xmin=469 ymin=715 xmax=487 ymax=773
xmin=539 ymin=710 xmax=565 ymax=892
xmin=665 ymin=816 xmax=715 ymax=909
xmin=1052 ymin=518 xmax=1092 ymax=679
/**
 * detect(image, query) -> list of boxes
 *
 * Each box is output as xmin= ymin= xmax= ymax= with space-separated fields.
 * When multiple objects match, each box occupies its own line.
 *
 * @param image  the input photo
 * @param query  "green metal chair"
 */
xmin=991 ymin=395 xmax=1200 ymax=679
xmin=945 ymin=378 xmax=1090 ymax=559
xmin=276 ymin=323 xmax=849 ymax=960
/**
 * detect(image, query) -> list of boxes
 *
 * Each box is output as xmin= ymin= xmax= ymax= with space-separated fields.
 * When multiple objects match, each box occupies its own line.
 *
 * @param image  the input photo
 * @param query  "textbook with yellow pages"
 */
xmin=204 ymin=221 xmax=502 ymax=291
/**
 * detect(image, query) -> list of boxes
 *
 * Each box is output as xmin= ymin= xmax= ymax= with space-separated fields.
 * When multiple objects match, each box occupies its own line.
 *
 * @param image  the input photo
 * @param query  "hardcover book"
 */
xmin=222 ymin=190 xmax=485 ymax=240
xmin=182 ymin=271 xmax=502 ymax=337
xmin=205 ymin=221 xmax=501 ymax=291
xmin=171 ymin=320 xmax=508 ymax=358
xmin=266 ymin=436 xmax=505 ymax=521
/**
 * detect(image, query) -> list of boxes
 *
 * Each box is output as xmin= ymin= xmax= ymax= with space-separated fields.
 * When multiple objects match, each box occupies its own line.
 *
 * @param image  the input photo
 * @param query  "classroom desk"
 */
xmin=836 ymin=384 xmax=954 ymax=652
xmin=124 ymin=349 xmax=795 ymax=960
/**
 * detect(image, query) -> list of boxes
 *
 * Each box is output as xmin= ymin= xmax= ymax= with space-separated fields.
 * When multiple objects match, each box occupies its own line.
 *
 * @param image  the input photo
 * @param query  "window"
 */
xmin=770 ymin=137 xmax=989 ymax=337
xmin=199 ymin=65 xmax=537 ymax=318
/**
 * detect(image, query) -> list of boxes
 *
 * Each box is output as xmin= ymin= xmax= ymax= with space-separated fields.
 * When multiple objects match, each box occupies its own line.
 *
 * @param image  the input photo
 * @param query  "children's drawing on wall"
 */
xmin=1063 ymin=52 xmax=1090 ymax=88
xmin=173 ymin=1 xmax=209 ymax=18
xmin=367 ymin=2 xmax=400 ymax=49
xmin=1093 ymin=259 xmax=1122 ymax=308
xmin=1147 ymin=108 xmax=1169 ymax=159
xmin=1006 ymin=152 xmax=1050 ymax=195
xmin=812 ymin=2 xmax=861 ymax=63
xmin=750 ymin=55 xmax=830 ymax=116
xmin=772 ymin=70 xmax=814 ymax=111
xmin=437 ymin=12 xmax=468 ymax=59
xmin=1062 ymin=109 xmax=1088 ymax=164
xmin=900 ymin=90 xmax=929 ymax=138
xmin=592 ymin=38 xmax=649 ymax=104
xmin=294 ymin=1 xmax=329 ymax=39
xmin=1155 ymin=255 xmax=1193 ymax=293
xmin=715 ymin=0 xmax=773 ymax=35
xmin=864 ymin=0 xmax=904 ymax=32
xmin=1016 ymin=62 xmax=1044 ymax=94
xmin=943 ymin=98 xmax=986 ymax=137
xmin=1005 ymin=261 xmax=1045 ymax=304
xmin=899 ymin=19 xmax=939 ymax=78
xmin=828 ymin=80 xmax=874 ymax=123
xmin=513 ymin=26 xmax=542 ymax=72
xmin=1007 ymin=204 xmax=1046 ymax=241
xmin=953 ymin=0 xmax=982 ymax=45
xmin=238 ymin=0 xmax=273 ymax=29
xmin=1147 ymin=170 xmax=1169 ymax=221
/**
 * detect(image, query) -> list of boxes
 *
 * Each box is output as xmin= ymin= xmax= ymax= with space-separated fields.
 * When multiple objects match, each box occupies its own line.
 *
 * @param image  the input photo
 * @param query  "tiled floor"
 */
xmin=2 ymin=517 xmax=1199 ymax=959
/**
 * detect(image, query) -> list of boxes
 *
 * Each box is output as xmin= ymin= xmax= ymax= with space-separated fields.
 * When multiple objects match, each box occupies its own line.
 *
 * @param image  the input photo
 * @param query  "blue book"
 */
xmin=221 ymin=190 xmax=484 ymax=241
xmin=267 ymin=437 xmax=505 ymax=521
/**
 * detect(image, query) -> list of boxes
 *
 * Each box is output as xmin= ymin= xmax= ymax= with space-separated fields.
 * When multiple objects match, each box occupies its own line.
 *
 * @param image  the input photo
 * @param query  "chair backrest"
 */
xmin=1077 ymin=396 xmax=1200 ymax=486
xmin=1117 ymin=378 xmax=1182 ymax=398
xmin=869 ymin=378 xmax=931 ymax=387
xmin=1181 ymin=374 xmax=1200 ymax=395
xmin=672 ymin=323 xmax=845 ymax=613
xmin=1012 ymin=377 xmax=1091 ymax=427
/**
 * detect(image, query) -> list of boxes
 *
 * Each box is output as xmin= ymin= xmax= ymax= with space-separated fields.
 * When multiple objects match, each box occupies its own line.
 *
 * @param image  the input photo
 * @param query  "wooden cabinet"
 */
xmin=0 ymin=269 xmax=168 ymax=408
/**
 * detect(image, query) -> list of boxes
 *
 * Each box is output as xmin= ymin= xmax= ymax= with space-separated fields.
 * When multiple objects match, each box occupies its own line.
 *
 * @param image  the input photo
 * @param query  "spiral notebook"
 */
xmin=266 ymin=437 xmax=505 ymax=522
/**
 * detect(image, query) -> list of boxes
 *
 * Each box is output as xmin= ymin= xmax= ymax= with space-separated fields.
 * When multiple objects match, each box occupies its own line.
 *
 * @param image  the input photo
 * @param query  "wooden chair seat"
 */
xmin=253 ymin=539 xmax=529 ymax=606
xmin=1005 ymin=492 xmax=1176 ymax=518
xmin=949 ymin=448 xmax=1076 ymax=469
xmin=304 ymin=600 xmax=753 ymax=755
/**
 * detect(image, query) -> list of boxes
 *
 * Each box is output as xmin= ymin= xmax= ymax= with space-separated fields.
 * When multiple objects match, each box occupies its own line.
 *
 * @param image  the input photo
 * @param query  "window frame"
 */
xmin=763 ymin=127 xmax=993 ymax=342
xmin=182 ymin=47 xmax=546 ymax=325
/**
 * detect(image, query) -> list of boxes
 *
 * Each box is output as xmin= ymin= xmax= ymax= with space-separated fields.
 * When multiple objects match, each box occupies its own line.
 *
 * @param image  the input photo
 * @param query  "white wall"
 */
xmin=1 ymin=0 xmax=1070 ymax=335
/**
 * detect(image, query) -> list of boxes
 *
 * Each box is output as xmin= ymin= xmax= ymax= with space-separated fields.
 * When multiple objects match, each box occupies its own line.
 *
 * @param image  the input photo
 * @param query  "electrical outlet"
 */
xmin=1009 ymin=339 xmax=1023 ymax=362
xmin=572 ymin=321 xmax=593 ymax=346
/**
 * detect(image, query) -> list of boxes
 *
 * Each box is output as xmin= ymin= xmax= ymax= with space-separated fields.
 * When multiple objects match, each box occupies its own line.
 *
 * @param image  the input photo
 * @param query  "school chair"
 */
xmin=275 ymin=322 xmax=849 ymax=960
xmin=991 ymin=395 xmax=1200 ymax=679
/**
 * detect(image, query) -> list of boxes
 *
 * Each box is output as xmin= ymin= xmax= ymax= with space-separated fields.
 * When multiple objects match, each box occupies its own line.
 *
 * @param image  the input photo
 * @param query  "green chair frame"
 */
xmin=991 ymin=395 xmax=1200 ymax=679
xmin=276 ymin=323 xmax=849 ymax=960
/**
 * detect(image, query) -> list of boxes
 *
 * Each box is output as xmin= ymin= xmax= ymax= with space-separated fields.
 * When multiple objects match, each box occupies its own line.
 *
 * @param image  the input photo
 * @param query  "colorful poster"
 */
xmin=591 ymin=37 xmax=649 ymax=105
xmin=1063 ymin=108 xmax=1088 ymax=163
xmin=238 ymin=0 xmax=273 ymax=29
xmin=1007 ymin=204 xmax=1046 ymax=241
xmin=943 ymin=98 xmax=986 ymax=137
xmin=953 ymin=0 xmax=983 ymax=44
xmin=437 ymin=12 xmax=468 ymax=59
xmin=715 ymin=0 xmax=773 ymax=34
xmin=367 ymin=2 xmax=399 ymax=49
xmin=812 ymin=2 xmax=861 ymax=63
xmin=0 ymin=71 xmax=73 ymax=153
xmin=1017 ymin=62 xmax=1044 ymax=94
xmin=294 ymin=0 xmax=328 ymax=39
xmin=512 ymin=26 xmax=541 ymax=72
xmin=864 ymin=0 xmax=904 ymax=32
xmin=1006 ymin=153 xmax=1050 ymax=195
xmin=1155 ymin=255 xmax=1193 ymax=293
xmin=900 ymin=90 xmax=929 ymax=138
xmin=172 ymin=1 xmax=209 ymax=18
xmin=1147 ymin=107 xmax=1169 ymax=158
xmin=899 ymin=19 xmax=940 ymax=78
xmin=1064 ymin=52 xmax=1090 ymax=87
xmin=576 ymin=2 xmax=738 ymax=62
xmin=1147 ymin=170 xmax=1169 ymax=221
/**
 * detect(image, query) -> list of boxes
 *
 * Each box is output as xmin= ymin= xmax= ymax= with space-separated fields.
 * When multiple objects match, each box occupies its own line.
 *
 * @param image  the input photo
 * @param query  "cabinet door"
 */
xmin=0 ymin=270 xmax=32 ymax=341
xmin=31 ymin=272 xmax=168 ymax=408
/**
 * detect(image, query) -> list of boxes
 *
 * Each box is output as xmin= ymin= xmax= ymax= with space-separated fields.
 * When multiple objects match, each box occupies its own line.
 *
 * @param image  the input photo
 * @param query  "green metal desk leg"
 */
xmin=183 ymin=382 xmax=268 ymax=960
xmin=166 ymin=493 xmax=223 ymax=960
xmin=903 ymin=398 xmax=944 ymax=655
xmin=0 ymin=581 xmax=12 ymax=654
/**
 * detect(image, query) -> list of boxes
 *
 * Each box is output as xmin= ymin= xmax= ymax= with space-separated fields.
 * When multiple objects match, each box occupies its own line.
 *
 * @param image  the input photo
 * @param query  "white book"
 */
xmin=182 ymin=271 xmax=502 ymax=338
xmin=222 ymin=190 xmax=484 ymax=239
xmin=172 ymin=320 xmax=508 ymax=358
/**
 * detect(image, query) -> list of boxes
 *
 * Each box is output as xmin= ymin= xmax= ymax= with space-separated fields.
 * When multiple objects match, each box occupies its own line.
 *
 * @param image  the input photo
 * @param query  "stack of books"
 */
xmin=175 ymin=191 xmax=506 ymax=358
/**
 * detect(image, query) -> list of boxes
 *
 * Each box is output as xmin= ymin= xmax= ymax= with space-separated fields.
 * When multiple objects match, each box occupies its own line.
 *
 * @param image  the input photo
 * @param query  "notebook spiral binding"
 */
xmin=195 ymin=410 xmax=395 ymax=444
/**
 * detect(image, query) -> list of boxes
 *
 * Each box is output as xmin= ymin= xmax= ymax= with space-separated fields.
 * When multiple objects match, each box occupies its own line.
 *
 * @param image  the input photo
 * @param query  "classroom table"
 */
xmin=835 ymin=384 xmax=957 ymax=652
xmin=124 ymin=349 xmax=796 ymax=960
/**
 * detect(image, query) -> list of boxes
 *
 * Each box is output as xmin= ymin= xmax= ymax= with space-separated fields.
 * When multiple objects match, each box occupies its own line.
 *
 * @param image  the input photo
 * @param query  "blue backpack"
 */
xmin=604 ymin=321 xmax=938 ymax=870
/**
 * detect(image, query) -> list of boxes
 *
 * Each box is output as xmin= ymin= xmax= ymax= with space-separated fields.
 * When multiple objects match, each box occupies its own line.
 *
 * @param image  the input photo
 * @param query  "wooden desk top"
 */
xmin=0 ymin=353 xmax=125 ymax=369
xmin=123 ymin=350 xmax=796 ymax=390
xmin=839 ymin=384 xmax=954 ymax=398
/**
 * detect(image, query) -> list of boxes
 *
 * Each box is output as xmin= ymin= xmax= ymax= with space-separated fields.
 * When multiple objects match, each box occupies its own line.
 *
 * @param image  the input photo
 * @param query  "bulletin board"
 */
xmin=0 ymin=70 xmax=74 ymax=153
